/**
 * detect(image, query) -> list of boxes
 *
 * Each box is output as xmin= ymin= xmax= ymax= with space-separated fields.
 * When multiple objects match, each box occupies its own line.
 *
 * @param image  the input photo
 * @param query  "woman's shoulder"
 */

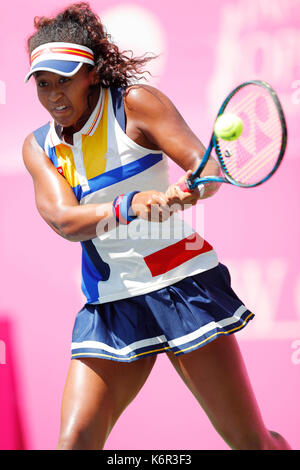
xmin=124 ymin=84 xmax=167 ymax=106
xmin=123 ymin=84 xmax=177 ymax=121
xmin=22 ymin=123 xmax=51 ymax=174
xmin=33 ymin=122 xmax=51 ymax=150
xmin=23 ymin=122 xmax=51 ymax=149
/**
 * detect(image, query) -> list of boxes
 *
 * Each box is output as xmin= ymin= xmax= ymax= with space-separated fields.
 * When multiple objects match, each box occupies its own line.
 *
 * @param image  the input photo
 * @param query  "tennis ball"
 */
xmin=214 ymin=113 xmax=243 ymax=141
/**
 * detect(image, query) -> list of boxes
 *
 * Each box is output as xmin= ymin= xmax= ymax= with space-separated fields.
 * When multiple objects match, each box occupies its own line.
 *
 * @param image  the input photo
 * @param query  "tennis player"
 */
xmin=23 ymin=2 xmax=291 ymax=450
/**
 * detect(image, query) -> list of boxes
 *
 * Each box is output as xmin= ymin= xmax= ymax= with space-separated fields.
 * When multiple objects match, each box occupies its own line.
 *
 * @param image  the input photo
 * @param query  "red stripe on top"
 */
xmin=86 ymin=92 xmax=103 ymax=135
xmin=144 ymin=233 xmax=213 ymax=277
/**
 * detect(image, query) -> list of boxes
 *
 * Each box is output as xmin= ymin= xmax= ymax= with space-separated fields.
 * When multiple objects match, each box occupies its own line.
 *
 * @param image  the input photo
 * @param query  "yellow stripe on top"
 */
xmin=82 ymin=89 xmax=109 ymax=180
xmin=55 ymin=144 xmax=80 ymax=189
xmin=50 ymin=90 xmax=108 ymax=189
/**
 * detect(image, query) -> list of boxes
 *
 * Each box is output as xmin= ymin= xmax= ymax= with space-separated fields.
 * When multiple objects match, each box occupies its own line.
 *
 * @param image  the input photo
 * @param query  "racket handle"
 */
xmin=178 ymin=180 xmax=206 ymax=197
xmin=178 ymin=180 xmax=192 ymax=192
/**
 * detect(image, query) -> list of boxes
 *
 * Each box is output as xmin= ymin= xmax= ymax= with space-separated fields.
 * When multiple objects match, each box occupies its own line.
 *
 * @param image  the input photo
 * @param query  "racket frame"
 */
xmin=186 ymin=80 xmax=287 ymax=190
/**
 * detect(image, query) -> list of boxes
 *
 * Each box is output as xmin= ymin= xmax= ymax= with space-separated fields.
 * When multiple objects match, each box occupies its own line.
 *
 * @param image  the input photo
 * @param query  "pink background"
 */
xmin=1 ymin=0 xmax=300 ymax=450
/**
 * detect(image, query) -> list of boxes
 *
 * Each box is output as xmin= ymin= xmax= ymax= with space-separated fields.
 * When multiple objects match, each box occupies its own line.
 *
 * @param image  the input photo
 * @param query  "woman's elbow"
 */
xmin=53 ymin=221 xmax=79 ymax=241
xmin=54 ymin=215 xmax=82 ymax=241
xmin=40 ymin=207 xmax=79 ymax=242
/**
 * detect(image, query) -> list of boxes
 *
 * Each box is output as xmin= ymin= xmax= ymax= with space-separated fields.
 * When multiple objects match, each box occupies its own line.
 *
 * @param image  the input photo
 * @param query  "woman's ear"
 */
xmin=89 ymin=67 xmax=100 ymax=85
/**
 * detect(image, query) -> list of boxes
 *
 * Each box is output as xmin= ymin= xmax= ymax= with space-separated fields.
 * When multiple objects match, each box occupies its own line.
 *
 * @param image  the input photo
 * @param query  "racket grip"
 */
xmin=178 ymin=180 xmax=192 ymax=192
xmin=178 ymin=180 xmax=206 ymax=197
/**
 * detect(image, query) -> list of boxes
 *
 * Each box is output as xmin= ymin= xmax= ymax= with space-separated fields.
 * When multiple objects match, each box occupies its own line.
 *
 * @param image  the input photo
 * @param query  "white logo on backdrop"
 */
xmin=224 ymin=258 xmax=300 ymax=339
xmin=291 ymin=80 xmax=300 ymax=104
xmin=0 ymin=80 xmax=5 ymax=104
xmin=208 ymin=0 xmax=300 ymax=121
xmin=0 ymin=340 xmax=6 ymax=365
xmin=101 ymin=4 xmax=167 ymax=85
xmin=206 ymin=0 xmax=300 ymax=340
xmin=291 ymin=339 xmax=300 ymax=365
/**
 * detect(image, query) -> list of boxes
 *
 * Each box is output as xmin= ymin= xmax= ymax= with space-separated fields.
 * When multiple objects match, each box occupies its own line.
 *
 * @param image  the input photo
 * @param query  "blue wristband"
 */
xmin=120 ymin=191 xmax=140 ymax=222
xmin=112 ymin=191 xmax=140 ymax=224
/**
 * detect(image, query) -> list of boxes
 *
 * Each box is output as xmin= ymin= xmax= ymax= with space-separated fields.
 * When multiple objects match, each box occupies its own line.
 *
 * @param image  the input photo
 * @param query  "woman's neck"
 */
xmin=58 ymin=86 xmax=101 ymax=145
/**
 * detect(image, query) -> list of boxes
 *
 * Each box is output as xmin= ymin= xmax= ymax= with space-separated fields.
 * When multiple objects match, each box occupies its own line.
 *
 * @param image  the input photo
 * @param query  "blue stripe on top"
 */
xmin=47 ymin=146 xmax=59 ymax=168
xmin=33 ymin=122 xmax=50 ymax=149
xmin=110 ymin=87 xmax=126 ymax=132
xmin=81 ymin=240 xmax=111 ymax=303
xmin=81 ymin=152 xmax=163 ymax=198
xmin=72 ymin=184 xmax=83 ymax=201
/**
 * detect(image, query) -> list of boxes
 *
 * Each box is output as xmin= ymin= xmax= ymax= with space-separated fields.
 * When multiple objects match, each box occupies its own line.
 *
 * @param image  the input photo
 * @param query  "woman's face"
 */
xmin=34 ymin=65 xmax=98 ymax=132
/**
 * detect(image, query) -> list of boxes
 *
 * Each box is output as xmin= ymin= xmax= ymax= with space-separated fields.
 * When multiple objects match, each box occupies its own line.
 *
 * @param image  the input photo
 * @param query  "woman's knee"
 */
xmin=227 ymin=430 xmax=269 ymax=450
xmin=57 ymin=420 xmax=110 ymax=450
xmin=57 ymin=429 xmax=89 ymax=450
xmin=227 ymin=429 xmax=291 ymax=450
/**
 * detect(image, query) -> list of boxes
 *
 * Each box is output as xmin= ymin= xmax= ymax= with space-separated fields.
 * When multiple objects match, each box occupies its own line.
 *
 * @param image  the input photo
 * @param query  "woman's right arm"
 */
xmin=22 ymin=134 xmax=167 ymax=242
xmin=22 ymin=133 xmax=121 ymax=242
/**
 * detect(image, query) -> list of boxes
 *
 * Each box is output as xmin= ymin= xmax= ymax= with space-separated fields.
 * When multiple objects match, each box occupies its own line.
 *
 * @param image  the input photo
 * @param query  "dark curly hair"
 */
xmin=27 ymin=2 xmax=155 ymax=88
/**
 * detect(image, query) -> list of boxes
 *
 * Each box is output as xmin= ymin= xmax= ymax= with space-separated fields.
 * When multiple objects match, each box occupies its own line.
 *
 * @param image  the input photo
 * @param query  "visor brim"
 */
xmin=24 ymin=60 xmax=83 ymax=83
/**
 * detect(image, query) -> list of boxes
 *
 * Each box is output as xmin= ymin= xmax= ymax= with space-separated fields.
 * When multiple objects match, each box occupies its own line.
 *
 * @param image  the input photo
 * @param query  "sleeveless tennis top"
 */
xmin=33 ymin=87 xmax=218 ymax=304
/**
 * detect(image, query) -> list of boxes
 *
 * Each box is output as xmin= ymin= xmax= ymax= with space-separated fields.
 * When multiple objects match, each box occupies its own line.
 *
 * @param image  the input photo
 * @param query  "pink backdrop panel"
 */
xmin=0 ymin=0 xmax=299 ymax=450
xmin=0 ymin=318 xmax=27 ymax=449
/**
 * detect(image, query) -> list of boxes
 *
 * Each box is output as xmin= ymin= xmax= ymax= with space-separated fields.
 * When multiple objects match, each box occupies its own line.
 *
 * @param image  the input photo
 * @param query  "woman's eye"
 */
xmin=38 ymin=81 xmax=48 ymax=88
xmin=59 ymin=77 xmax=70 ymax=84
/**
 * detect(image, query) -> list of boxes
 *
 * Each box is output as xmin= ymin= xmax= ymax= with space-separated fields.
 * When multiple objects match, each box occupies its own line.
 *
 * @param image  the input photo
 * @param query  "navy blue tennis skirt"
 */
xmin=71 ymin=263 xmax=254 ymax=362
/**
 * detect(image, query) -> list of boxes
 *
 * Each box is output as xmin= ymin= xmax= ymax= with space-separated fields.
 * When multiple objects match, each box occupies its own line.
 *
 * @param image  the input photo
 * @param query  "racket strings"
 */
xmin=217 ymin=85 xmax=283 ymax=185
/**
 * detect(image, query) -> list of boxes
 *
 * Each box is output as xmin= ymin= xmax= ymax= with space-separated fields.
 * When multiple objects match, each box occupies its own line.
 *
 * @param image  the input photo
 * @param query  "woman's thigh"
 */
xmin=167 ymin=335 xmax=281 ymax=449
xmin=57 ymin=354 xmax=157 ymax=450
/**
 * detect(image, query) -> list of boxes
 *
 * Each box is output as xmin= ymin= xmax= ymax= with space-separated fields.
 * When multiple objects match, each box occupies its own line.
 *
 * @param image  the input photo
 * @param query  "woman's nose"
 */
xmin=48 ymin=88 xmax=64 ymax=103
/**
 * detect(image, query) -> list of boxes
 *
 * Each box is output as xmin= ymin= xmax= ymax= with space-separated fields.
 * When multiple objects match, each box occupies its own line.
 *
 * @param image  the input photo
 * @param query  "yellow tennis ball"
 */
xmin=214 ymin=113 xmax=243 ymax=141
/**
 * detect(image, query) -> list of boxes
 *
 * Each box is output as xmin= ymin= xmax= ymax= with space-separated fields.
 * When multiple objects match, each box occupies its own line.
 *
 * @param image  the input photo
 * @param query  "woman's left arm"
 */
xmin=124 ymin=85 xmax=221 ymax=204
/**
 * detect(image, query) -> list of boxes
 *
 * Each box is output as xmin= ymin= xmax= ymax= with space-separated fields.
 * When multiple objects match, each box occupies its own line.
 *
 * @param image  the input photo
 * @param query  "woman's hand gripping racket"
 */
xmin=179 ymin=80 xmax=287 ymax=193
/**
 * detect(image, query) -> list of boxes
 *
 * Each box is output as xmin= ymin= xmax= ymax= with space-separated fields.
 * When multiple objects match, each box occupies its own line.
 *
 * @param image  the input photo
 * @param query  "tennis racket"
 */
xmin=179 ymin=80 xmax=287 ymax=192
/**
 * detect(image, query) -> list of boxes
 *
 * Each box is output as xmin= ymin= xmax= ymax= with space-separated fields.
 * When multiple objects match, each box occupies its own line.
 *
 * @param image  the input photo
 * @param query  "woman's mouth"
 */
xmin=53 ymin=105 xmax=69 ymax=113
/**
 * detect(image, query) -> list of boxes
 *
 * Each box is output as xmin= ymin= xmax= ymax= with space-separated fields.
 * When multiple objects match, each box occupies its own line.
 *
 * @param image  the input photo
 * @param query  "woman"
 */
xmin=23 ymin=2 xmax=291 ymax=450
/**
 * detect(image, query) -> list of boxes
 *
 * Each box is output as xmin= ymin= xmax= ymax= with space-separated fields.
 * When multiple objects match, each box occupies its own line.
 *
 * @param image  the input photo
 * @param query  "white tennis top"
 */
xmin=33 ymin=87 xmax=219 ymax=304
